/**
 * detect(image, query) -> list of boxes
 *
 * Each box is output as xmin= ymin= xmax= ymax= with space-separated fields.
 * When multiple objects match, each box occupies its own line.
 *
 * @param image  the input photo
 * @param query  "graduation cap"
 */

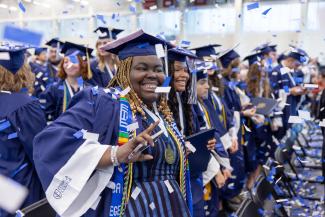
xmin=196 ymin=69 xmax=208 ymax=81
xmin=45 ymin=38 xmax=64 ymax=49
xmin=0 ymin=44 xmax=32 ymax=74
xmin=219 ymin=44 xmax=240 ymax=68
xmin=168 ymin=47 xmax=197 ymax=62
xmin=243 ymin=52 xmax=262 ymax=66
xmin=94 ymin=27 xmax=124 ymax=40
xmin=34 ymin=47 xmax=47 ymax=56
xmin=101 ymin=29 xmax=173 ymax=60
xmin=191 ymin=44 xmax=221 ymax=58
xmin=286 ymin=46 xmax=308 ymax=64
xmin=253 ymin=43 xmax=277 ymax=55
xmin=61 ymin=42 xmax=93 ymax=57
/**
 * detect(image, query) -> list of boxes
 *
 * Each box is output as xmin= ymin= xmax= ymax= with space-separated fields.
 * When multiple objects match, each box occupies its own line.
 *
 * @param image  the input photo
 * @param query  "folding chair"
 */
xmin=16 ymin=198 xmax=56 ymax=217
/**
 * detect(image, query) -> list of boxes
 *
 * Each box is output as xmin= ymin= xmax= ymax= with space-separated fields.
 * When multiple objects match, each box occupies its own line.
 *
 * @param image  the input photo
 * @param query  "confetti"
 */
xmin=0 ymin=121 xmax=11 ymax=131
xmin=7 ymin=132 xmax=18 ymax=140
xmin=18 ymin=1 xmax=26 ymax=13
xmin=3 ymin=25 xmax=43 ymax=47
xmin=131 ymin=186 xmax=141 ymax=199
xmin=162 ymin=77 xmax=171 ymax=87
xmin=73 ymin=130 xmax=84 ymax=139
xmin=96 ymin=15 xmax=106 ymax=24
xmin=247 ymin=2 xmax=259 ymax=10
xmin=262 ymin=7 xmax=272 ymax=15
xmin=129 ymin=5 xmax=136 ymax=13
xmin=164 ymin=180 xmax=174 ymax=193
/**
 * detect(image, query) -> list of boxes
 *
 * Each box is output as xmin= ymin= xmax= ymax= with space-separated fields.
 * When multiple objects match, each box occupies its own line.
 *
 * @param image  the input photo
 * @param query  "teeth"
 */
xmin=144 ymin=84 xmax=157 ymax=89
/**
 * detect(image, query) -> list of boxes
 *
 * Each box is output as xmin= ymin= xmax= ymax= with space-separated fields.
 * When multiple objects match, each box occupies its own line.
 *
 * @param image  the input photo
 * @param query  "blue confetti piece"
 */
xmin=62 ymin=10 xmax=69 ymax=14
xmin=0 ymin=121 xmax=11 ymax=131
xmin=73 ymin=130 xmax=83 ymax=139
xmin=257 ymin=208 xmax=264 ymax=215
xmin=283 ymin=85 xmax=289 ymax=93
xmin=3 ymin=25 xmax=43 ymax=47
xmin=96 ymin=15 xmax=106 ymax=24
xmin=300 ymin=56 xmax=306 ymax=63
xmin=294 ymin=77 xmax=303 ymax=84
xmin=247 ymin=2 xmax=259 ymax=10
xmin=315 ymin=176 xmax=324 ymax=182
xmin=129 ymin=5 xmax=136 ymax=13
xmin=162 ymin=77 xmax=171 ymax=87
xmin=116 ymin=2 xmax=120 ymax=6
xmin=58 ymin=85 xmax=64 ymax=90
xmin=134 ymin=0 xmax=141 ymax=3
xmin=18 ymin=1 xmax=26 ymax=13
xmin=8 ymin=132 xmax=18 ymax=140
xmin=262 ymin=7 xmax=272 ymax=15
xmin=20 ymin=87 xmax=28 ymax=93
xmin=68 ymin=55 xmax=79 ymax=64
xmin=77 ymin=76 xmax=84 ymax=87
xmin=112 ymin=13 xmax=116 ymax=19
xmin=0 ymin=119 xmax=6 ymax=124
xmin=180 ymin=40 xmax=191 ymax=46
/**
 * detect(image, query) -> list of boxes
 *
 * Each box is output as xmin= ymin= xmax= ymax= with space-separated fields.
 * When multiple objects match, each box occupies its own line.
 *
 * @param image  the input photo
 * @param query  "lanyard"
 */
xmin=105 ymin=63 xmax=114 ymax=80
xmin=287 ymin=71 xmax=296 ymax=87
xmin=198 ymin=101 xmax=211 ymax=129
xmin=176 ymin=93 xmax=185 ymax=135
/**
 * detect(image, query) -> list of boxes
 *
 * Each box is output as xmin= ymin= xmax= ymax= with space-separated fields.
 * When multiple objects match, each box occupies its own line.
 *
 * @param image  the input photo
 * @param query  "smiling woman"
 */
xmin=33 ymin=29 xmax=193 ymax=217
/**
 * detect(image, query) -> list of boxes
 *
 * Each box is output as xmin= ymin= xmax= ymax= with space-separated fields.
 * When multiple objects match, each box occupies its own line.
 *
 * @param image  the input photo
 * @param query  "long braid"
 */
xmin=109 ymin=57 xmax=173 ymax=123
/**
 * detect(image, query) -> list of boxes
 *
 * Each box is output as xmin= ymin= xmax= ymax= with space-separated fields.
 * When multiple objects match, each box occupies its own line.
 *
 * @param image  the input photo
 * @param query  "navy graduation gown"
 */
xmin=221 ymin=79 xmax=246 ymax=199
xmin=86 ymin=59 xmax=115 ymax=88
xmin=33 ymin=87 xmax=191 ymax=217
xmin=0 ymin=92 xmax=46 ymax=217
xmin=39 ymin=79 xmax=81 ymax=121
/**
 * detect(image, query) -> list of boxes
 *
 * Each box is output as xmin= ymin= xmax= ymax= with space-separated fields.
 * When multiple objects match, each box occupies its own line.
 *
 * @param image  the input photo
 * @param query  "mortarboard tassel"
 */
xmin=85 ymin=47 xmax=92 ymax=80
xmin=187 ymin=58 xmax=197 ymax=104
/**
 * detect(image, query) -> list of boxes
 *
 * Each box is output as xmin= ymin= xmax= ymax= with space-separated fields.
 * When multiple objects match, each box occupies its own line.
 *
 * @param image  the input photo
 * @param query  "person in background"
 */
xmin=45 ymin=38 xmax=64 ymax=81
xmin=219 ymin=47 xmax=257 ymax=211
xmin=39 ymin=42 xmax=93 ymax=121
xmin=30 ymin=47 xmax=50 ymax=97
xmin=86 ymin=27 xmax=123 ymax=87
xmin=270 ymin=46 xmax=308 ymax=140
xmin=33 ymin=30 xmax=193 ymax=217
xmin=0 ymin=44 xmax=47 ymax=217
xmin=167 ymin=47 xmax=221 ymax=217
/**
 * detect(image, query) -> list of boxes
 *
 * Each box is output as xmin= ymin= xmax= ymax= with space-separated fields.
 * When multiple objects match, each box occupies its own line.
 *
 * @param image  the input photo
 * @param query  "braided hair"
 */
xmin=109 ymin=57 xmax=173 ymax=123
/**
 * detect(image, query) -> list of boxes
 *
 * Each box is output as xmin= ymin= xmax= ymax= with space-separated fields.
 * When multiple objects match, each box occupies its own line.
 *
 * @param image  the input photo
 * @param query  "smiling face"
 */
xmin=63 ymin=57 xmax=81 ymax=78
xmin=129 ymin=55 xmax=165 ymax=105
xmin=172 ymin=61 xmax=189 ymax=92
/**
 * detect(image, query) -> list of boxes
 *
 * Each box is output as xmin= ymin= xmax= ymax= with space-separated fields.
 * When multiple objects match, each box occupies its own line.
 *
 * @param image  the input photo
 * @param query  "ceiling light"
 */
xmin=0 ymin=4 xmax=8 ymax=9
xmin=9 ymin=6 xmax=18 ymax=11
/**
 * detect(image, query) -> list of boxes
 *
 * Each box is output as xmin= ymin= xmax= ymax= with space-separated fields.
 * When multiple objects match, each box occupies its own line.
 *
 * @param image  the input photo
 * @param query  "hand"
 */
xmin=242 ymin=107 xmax=256 ymax=117
xmin=206 ymin=138 xmax=216 ymax=151
xmin=116 ymin=120 xmax=160 ymax=163
xmin=229 ymin=138 xmax=238 ymax=153
xmin=222 ymin=169 xmax=232 ymax=181
xmin=252 ymin=114 xmax=265 ymax=125
xmin=215 ymin=171 xmax=226 ymax=188
xmin=185 ymin=141 xmax=192 ymax=157
xmin=290 ymin=86 xmax=305 ymax=96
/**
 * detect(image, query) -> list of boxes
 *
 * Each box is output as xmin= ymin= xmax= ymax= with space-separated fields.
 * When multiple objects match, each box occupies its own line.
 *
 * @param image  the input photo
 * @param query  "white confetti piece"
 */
xmin=127 ymin=122 xmax=139 ymax=132
xmin=212 ymin=87 xmax=219 ymax=92
xmin=243 ymin=123 xmax=251 ymax=132
xmin=39 ymin=99 xmax=46 ymax=104
xmin=0 ymin=52 xmax=10 ymax=60
xmin=149 ymin=202 xmax=156 ymax=210
xmin=155 ymin=86 xmax=171 ymax=93
xmin=0 ymin=175 xmax=28 ymax=213
xmin=298 ymin=110 xmax=311 ymax=121
xmin=185 ymin=141 xmax=196 ymax=153
xmin=303 ymin=83 xmax=318 ymax=89
xmin=40 ymin=85 xmax=45 ymax=91
xmin=36 ymin=72 xmax=43 ymax=79
xmin=106 ymin=181 xmax=115 ymax=190
xmin=131 ymin=186 xmax=141 ymax=200
xmin=288 ymin=116 xmax=303 ymax=124
xmin=164 ymin=180 xmax=174 ymax=193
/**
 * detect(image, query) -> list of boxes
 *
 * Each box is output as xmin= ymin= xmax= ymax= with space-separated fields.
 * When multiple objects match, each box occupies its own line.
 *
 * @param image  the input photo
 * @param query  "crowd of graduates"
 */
xmin=0 ymin=26 xmax=324 ymax=217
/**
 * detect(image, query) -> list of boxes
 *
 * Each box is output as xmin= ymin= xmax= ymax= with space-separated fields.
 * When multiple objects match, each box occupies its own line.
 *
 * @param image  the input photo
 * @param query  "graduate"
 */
xmin=166 ymin=47 xmax=221 ymax=217
xmin=30 ymin=47 xmax=52 ymax=97
xmin=193 ymin=68 xmax=235 ymax=217
xmin=0 ymin=44 xmax=47 ymax=216
xmin=253 ymin=43 xmax=277 ymax=74
xmin=218 ymin=47 xmax=257 ymax=210
xmin=243 ymin=53 xmax=276 ymax=189
xmin=33 ymin=30 xmax=193 ymax=217
xmin=39 ymin=42 xmax=93 ymax=121
xmin=86 ymin=27 xmax=123 ymax=87
xmin=270 ymin=46 xmax=308 ymax=139
xmin=45 ymin=38 xmax=64 ymax=81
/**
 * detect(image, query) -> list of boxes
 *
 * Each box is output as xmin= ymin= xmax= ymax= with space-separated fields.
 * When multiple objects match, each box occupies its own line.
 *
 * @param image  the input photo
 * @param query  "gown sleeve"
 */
xmin=39 ymin=83 xmax=60 ymax=121
xmin=33 ymin=88 xmax=119 ymax=217
xmin=9 ymin=100 xmax=47 ymax=164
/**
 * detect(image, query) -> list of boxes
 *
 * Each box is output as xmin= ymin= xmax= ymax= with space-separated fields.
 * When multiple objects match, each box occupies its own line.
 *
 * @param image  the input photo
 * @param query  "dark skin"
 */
xmin=130 ymin=55 xmax=165 ymax=106
xmin=173 ymin=61 xmax=190 ymax=92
